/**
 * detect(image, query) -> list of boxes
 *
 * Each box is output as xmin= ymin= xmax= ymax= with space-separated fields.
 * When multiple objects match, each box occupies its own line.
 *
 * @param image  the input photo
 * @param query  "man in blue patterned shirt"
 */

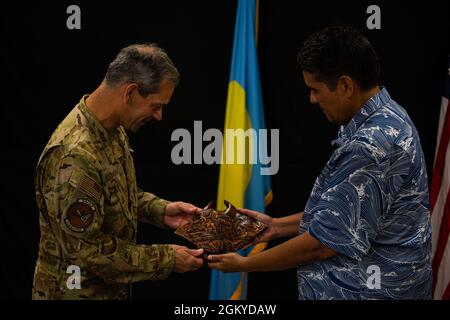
xmin=208 ymin=25 xmax=432 ymax=299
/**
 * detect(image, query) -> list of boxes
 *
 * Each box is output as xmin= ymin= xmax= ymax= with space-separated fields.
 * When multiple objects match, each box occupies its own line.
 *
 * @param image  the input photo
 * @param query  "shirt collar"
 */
xmin=78 ymin=94 xmax=114 ymax=144
xmin=331 ymin=87 xmax=391 ymax=147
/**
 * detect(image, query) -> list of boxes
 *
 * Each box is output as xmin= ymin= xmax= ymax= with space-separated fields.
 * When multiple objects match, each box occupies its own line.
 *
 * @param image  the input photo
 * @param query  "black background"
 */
xmin=1 ymin=0 xmax=449 ymax=300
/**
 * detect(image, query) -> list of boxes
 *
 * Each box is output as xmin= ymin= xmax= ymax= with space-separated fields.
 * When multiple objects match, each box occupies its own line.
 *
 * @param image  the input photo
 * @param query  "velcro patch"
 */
xmin=64 ymin=198 xmax=96 ymax=233
xmin=79 ymin=173 xmax=101 ymax=202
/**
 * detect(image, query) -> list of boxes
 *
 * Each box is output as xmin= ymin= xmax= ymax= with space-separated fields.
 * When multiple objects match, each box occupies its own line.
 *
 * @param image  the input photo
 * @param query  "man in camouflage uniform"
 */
xmin=33 ymin=44 xmax=204 ymax=299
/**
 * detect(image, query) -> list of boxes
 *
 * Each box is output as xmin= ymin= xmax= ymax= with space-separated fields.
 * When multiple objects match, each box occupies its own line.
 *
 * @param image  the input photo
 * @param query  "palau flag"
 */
xmin=209 ymin=0 xmax=272 ymax=300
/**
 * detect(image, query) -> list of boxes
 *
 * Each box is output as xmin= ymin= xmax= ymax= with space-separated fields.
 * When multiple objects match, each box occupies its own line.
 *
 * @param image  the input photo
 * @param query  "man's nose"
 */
xmin=153 ymin=109 xmax=163 ymax=121
xmin=310 ymin=92 xmax=318 ymax=104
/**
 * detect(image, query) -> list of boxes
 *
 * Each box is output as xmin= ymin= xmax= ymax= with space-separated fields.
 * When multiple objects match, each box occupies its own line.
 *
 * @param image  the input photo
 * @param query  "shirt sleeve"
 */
xmin=41 ymin=148 xmax=174 ymax=283
xmin=136 ymin=190 xmax=171 ymax=229
xmin=307 ymin=139 xmax=393 ymax=261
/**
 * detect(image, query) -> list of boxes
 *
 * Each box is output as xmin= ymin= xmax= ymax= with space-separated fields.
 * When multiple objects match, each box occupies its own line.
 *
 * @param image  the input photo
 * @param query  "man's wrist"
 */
xmin=271 ymin=217 xmax=282 ymax=239
xmin=242 ymin=255 xmax=253 ymax=272
xmin=151 ymin=199 xmax=171 ymax=229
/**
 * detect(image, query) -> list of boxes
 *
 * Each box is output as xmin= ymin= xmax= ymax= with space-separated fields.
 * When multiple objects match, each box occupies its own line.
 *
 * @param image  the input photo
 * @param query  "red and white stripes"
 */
xmin=431 ymin=79 xmax=450 ymax=300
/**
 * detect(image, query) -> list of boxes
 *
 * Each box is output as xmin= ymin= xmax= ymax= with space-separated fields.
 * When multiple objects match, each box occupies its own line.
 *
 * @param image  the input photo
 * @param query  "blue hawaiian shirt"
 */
xmin=297 ymin=88 xmax=432 ymax=300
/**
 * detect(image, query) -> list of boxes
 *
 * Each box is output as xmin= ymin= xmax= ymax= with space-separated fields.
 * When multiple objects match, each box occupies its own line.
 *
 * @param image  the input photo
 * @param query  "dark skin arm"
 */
xmin=208 ymin=231 xmax=336 ymax=272
xmin=238 ymin=209 xmax=303 ymax=243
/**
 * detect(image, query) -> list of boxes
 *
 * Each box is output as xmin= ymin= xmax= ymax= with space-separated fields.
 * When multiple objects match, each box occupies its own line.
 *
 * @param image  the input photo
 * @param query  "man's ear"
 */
xmin=123 ymin=83 xmax=139 ymax=105
xmin=337 ymin=75 xmax=354 ymax=98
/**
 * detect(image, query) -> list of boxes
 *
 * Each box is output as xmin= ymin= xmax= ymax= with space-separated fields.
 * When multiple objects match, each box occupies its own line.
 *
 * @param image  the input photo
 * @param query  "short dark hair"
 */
xmin=104 ymin=43 xmax=180 ymax=97
xmin=297 ymin=25 xmax=380 ymax=91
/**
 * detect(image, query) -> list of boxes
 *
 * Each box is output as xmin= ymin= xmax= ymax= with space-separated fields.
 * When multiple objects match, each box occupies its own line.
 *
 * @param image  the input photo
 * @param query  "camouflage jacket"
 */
xmin=33 ymin=95 xmax=174 ymax=300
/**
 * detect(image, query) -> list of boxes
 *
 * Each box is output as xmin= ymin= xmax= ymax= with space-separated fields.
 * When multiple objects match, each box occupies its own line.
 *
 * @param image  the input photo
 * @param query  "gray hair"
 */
xmin=104 ymin=43 xmax=179 ymax=97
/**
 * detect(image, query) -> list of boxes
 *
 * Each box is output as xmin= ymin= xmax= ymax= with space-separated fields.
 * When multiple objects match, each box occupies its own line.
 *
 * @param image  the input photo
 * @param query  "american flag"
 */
xmin=430 ymin=55 xmax=450 ymax=300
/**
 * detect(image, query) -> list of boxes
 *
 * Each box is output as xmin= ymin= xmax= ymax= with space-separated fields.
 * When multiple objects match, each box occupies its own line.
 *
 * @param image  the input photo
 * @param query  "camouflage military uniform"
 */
xmin=33 ymin=95 xmax=174 ymax=300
